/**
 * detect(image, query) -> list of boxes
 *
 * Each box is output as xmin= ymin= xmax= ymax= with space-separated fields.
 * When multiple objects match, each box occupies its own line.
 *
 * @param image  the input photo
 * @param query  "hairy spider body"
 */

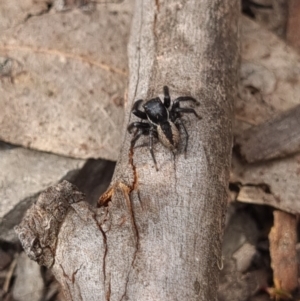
xmin=143 ymin=98 xmax=180 ymax=150
xmin=128 ymin=86 xmax=200 ymax=170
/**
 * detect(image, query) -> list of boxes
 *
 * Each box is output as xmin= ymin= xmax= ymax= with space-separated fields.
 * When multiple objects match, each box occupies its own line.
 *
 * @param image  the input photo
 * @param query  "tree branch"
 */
xmin=16 ymin=0 xmax=239 ymax=300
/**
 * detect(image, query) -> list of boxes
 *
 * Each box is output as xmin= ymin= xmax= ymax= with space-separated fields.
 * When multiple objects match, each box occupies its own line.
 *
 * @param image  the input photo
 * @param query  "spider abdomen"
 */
xmin=157 ymin=121 xmax=180 ymax=150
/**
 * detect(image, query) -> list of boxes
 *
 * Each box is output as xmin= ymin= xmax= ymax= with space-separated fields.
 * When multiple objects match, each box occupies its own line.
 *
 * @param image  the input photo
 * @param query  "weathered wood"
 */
xmin=269 ymin=211 xmax=298 ymax=293
xmin=235 ymin=104 xmax=300 ymax=163
xmin=98 ymin=1 xmax=238 ymax=300
xmin=15 ymin=181 xmax=111 ymax=300
xmin=16 ymin=0 xmax=239 ymax=300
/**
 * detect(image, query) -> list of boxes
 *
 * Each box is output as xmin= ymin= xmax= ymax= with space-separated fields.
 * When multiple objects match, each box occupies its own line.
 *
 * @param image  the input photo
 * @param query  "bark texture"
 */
xmin=104 ymin=1 xmax=239 ymax=300
xmin=16 ymin=1 xmax=239 ymax=300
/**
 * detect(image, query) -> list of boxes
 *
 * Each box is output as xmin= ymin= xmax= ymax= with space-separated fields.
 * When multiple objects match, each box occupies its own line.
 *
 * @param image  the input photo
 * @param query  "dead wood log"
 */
xmin=15 ymin=0 xmax=239 ymax=300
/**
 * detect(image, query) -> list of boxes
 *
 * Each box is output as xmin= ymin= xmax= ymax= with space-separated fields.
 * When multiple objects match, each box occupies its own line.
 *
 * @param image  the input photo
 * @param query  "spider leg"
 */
xmin=149 ymin=127 xmax=158 ymax=171
xmin=128 ymin=123 xmax=158 ymax=170
xmin=130 ymin=127 xmax=150 ymax=149
xmin=176 ymin=118 xmax=189 ymax=158
xmin=163 ymin=86 xmax=171 ymax=108
xmin=172 ymin=96 xmax=199 ymax=109
xmin=132 ymin=99 xmax=147 ymax=119
xmin=127 ymin=122 xmax=150 ymax=133
xmin=174 ymin=107 xmax=201 ymax=119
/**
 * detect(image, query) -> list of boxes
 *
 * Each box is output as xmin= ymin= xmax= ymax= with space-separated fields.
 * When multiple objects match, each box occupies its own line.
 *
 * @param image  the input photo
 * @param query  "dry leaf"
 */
xmin=231 ymin=16 xmax=300 ymax=214
xmin=0 ymin=1 xmax=133 ymax=160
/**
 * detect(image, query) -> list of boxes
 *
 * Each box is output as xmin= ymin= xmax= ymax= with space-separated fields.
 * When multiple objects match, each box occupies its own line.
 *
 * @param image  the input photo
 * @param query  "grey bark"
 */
xmin=15 ymin=1 xmax=239 ymax=300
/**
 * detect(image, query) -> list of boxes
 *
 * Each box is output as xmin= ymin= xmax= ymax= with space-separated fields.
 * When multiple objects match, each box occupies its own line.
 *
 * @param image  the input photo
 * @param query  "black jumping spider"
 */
xmin=128 ymin=86 xmax=201 ymax=171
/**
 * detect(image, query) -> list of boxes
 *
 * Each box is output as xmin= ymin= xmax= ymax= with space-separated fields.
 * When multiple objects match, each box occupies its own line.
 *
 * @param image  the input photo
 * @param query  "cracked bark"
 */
xmin=15 ymin=0 xmax=239 ymax=300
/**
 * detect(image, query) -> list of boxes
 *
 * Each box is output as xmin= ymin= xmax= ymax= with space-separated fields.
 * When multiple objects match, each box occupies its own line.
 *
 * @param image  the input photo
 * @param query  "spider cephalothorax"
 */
xmin=128 ymin=86 xmax=201 ymax=170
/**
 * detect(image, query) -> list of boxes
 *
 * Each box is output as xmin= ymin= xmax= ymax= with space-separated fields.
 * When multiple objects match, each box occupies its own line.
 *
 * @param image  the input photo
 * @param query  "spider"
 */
xmin=127 ymin=86 xmax=201 ymax=171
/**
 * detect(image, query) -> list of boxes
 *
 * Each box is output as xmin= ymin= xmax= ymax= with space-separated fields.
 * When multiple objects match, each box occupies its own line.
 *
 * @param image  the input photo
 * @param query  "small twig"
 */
xmin=3 ymin=258 xmax=17 ymax=293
